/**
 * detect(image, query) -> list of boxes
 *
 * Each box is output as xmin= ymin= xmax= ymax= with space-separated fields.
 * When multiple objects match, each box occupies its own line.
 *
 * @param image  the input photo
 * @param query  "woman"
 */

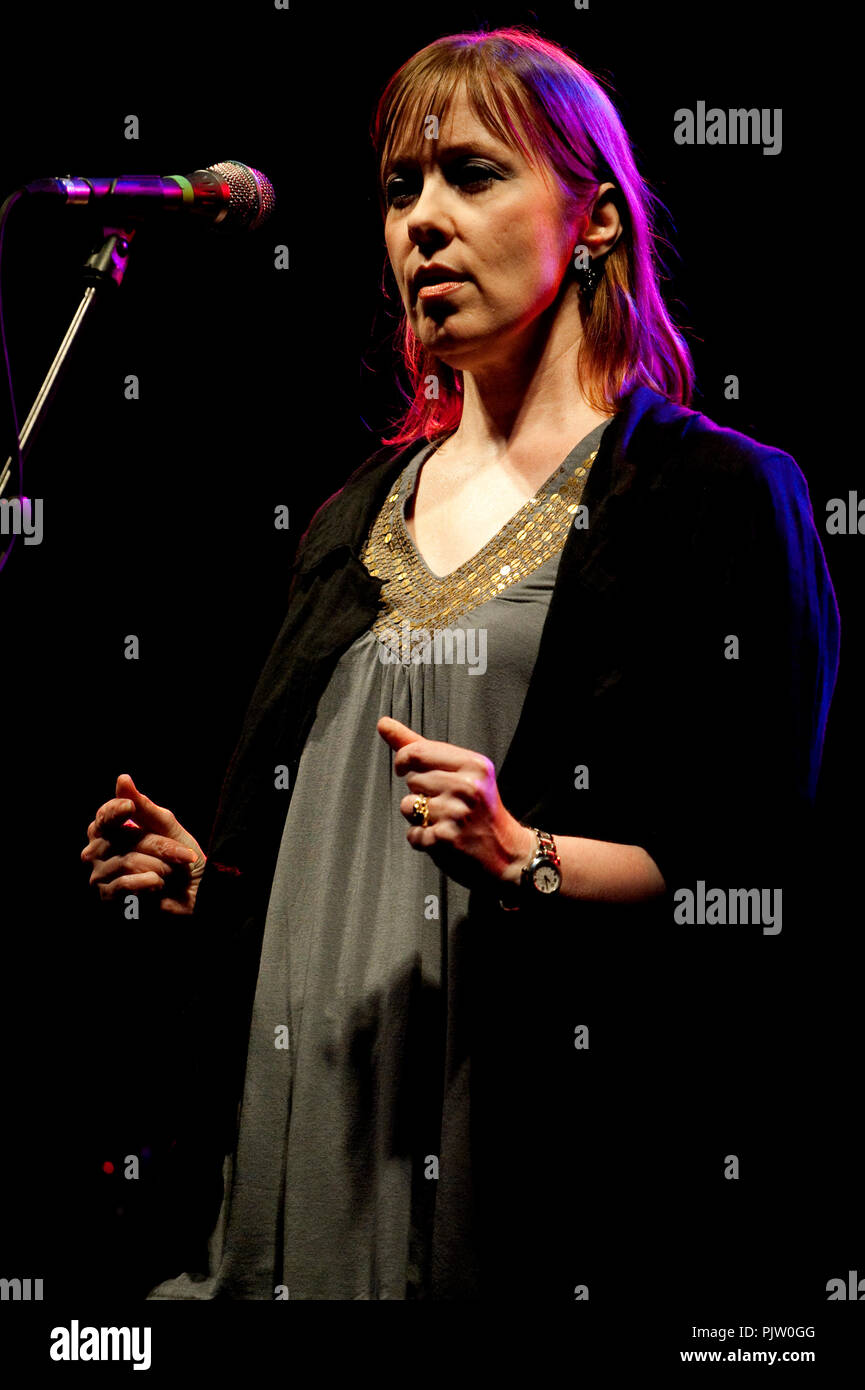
xmin=81 ymin=28 xmax=839 ymax=1300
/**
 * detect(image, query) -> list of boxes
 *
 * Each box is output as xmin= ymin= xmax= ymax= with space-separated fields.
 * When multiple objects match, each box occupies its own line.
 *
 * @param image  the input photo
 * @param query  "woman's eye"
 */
xmin=454 ymin=164 xmax=498 ymax=186
xmin=385 ymin=180 xmax=412 ymax=207
xmin=385 ymin=165 xmax=500 ymax=207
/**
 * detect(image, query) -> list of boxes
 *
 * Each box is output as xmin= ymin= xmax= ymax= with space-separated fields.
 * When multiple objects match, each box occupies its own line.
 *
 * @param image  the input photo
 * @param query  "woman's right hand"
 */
xmin=81 ymin=772 xmax=206 ymax=915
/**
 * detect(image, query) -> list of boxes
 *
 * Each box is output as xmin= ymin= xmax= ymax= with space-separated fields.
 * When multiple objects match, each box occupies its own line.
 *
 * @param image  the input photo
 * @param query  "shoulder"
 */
xmin=624 ymin=388 xmax=814 ymax=525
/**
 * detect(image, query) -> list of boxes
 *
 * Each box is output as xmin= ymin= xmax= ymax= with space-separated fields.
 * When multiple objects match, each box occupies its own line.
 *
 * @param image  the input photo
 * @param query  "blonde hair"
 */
xmin=371 ymin=25 xmax=694 ymax=445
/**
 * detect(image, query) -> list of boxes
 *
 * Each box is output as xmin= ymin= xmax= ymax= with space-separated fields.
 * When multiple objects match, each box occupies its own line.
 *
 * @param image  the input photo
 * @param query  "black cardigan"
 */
xmin=170 ymin=384 xmax=840 ymax=1276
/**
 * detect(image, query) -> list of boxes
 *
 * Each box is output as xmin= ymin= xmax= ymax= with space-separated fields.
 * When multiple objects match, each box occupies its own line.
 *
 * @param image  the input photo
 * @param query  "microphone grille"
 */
xmin=205 ymin=160 xmax=276 ymax=231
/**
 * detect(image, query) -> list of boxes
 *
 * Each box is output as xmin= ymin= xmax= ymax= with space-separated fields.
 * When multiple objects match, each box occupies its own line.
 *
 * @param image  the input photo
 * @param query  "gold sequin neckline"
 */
xmin=359 ymin=437 xmax=600 ymax=634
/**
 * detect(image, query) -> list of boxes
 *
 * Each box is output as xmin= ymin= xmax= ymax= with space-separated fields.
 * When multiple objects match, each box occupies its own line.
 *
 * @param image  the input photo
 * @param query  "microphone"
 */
xmin=22 ymin=161 xmax=275 ymax=232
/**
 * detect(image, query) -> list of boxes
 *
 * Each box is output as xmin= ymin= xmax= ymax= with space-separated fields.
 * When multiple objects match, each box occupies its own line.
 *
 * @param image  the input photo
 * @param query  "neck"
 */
xmin=441 ymin=285 xmax=612 ymax=464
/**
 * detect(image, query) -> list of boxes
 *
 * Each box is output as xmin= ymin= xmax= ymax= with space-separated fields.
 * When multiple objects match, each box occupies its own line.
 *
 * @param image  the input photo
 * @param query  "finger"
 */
xmin=131 ymin=832 xmax=198 ymax=864
xmin=82 ymin=834 xmax=125 ymax=862
xmin=96 ymin=871 xmax=165 ymax=900
xmin=114 ymin=773 xmax=183 ymax=839
xmin=159 ymin=895 xmax=196 ymax=915
xmin=377 ymin=716 xmax=419 ymax=749
xmin=91 ymin=799 xmax=138 ymax=838
xmin=88 ymin=852 xmax=175 ymax=885
xmin=82 ymin=829 xmax=198 ymax=866
xmin=403 ymin=770 xmax=453 ymax=796
xmin=406 ymin=820 xmax=460 ymax=849
xmin=82 ymin=835 xmax=111 ymax=862
xmin=400 ymin=792 xmax=469 ymax=825
xmin=392 ymin=740 xmax=469 ymax=776
xmin=400 ymin=791 xmax=440 ymax=823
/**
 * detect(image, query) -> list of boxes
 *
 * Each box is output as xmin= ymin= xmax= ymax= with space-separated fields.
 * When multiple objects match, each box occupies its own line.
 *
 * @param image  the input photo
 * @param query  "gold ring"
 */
xmin=410 ymin=795 xmax=429 ymax=827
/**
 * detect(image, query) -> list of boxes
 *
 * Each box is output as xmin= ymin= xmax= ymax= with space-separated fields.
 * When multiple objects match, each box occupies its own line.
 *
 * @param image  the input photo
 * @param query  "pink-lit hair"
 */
xmin=371 ymin=26 xmax=695 ymax=446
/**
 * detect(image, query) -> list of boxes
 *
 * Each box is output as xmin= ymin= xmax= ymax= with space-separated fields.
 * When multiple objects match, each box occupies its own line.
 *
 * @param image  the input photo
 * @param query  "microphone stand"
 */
xmin=0 ymin=222 xmax=137 ymax=566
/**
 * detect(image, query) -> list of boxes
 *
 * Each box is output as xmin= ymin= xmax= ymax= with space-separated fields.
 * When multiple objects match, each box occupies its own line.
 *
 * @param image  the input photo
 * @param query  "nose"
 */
xmin=406 ymin=171 xmax=452 ymax=252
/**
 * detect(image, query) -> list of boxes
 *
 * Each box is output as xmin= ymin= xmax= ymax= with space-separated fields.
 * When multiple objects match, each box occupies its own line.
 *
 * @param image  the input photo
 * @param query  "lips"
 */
xmin=412 ymin=265 xmax=471 ymax=294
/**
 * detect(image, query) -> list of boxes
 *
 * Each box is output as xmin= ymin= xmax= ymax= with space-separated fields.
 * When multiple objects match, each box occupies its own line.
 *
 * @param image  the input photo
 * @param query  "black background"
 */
xmin=0 ymin=0 xmax=860 ymax=1368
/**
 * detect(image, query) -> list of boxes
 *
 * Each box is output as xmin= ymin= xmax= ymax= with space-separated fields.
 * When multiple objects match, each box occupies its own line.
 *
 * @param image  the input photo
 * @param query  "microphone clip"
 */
xmin=82 ymin=223 xmax=138 ymax=290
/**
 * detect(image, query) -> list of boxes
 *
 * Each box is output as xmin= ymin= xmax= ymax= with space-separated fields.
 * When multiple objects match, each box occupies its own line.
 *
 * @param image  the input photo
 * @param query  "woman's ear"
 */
xmin=584 ymin=181 xmax=625 ymax=259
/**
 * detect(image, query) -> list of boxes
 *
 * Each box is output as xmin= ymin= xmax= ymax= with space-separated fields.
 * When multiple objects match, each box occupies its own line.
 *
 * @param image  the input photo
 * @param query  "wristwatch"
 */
xmin=498 ymin=828 xmax=562 ymax=911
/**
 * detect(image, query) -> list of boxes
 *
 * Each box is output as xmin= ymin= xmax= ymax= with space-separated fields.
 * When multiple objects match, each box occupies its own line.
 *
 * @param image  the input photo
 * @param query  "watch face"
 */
xmin=533 ymin=862 xmax=562 ymax=893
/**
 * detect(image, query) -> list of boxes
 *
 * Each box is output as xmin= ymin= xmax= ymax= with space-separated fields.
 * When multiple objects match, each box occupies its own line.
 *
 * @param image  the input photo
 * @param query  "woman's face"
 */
xmin=383 ymin=86 xmax=586 ymax=372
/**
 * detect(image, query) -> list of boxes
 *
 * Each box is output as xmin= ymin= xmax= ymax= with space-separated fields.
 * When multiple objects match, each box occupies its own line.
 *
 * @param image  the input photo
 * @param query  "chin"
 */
xmin=418 ymin=326 xmax=495 ymax=369
xmin=418 ymin=342 xmax=473 ymax=371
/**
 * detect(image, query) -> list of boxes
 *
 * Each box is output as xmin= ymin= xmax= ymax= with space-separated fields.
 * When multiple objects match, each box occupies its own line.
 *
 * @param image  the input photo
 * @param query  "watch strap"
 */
xmin=498 ymin=828 xmax=560 ymax=911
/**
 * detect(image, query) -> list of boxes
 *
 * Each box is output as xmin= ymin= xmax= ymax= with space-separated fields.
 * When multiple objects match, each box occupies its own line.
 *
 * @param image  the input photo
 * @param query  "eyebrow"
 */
xmin=385 ymin=139 xmax=509 ymax=176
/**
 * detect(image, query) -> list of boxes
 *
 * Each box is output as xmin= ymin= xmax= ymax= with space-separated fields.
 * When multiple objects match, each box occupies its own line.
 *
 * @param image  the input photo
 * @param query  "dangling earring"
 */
xmin=573 ymin=249 xmax=603 ymax=313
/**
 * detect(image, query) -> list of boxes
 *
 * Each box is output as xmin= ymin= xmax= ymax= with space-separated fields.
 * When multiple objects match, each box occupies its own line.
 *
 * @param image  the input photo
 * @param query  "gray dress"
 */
xmin=146 ymin=418 xmax=611 ymax=1301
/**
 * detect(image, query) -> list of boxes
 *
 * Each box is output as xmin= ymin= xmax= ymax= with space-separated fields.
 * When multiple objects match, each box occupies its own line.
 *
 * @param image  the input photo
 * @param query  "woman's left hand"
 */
xmin=377 ymin=715 xmax=535 ymax=890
